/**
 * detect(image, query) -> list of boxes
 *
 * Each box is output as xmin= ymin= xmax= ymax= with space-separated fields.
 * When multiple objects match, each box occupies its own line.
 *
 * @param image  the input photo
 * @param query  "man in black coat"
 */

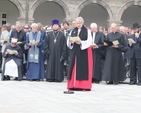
xmin=90 ymin=23 xmax=106 ymax=83
xmin=62 ymin=22 xmax=70 ymax=76
xmin=10 ymin=24 xmax=26 ymax=53
xmin=129 ymin=23 xmax=141 ymax=85
xmin=103 ymin=23 xmax=127 ymax=85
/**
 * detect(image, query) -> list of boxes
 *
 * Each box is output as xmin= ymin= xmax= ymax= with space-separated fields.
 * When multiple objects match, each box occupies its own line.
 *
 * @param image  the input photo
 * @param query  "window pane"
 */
xmin=2 ymin=14 xmax=6 ymax=18
xmin=2 ymin=21 xmax=6 ymax=25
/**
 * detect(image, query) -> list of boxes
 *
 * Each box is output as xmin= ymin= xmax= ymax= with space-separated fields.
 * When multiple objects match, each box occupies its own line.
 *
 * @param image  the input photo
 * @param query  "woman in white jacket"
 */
xmin=0 ymin=25 xmax=10 ymax=71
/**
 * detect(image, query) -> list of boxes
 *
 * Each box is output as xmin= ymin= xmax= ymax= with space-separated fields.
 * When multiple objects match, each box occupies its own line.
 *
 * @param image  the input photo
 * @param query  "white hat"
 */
xmin=11 ymin=38 xmax=18 ymax=43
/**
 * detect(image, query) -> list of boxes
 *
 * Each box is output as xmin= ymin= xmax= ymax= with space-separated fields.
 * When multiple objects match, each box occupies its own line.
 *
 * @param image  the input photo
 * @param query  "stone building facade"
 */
xmin=0 ymin=0 xmax=141 ymax=27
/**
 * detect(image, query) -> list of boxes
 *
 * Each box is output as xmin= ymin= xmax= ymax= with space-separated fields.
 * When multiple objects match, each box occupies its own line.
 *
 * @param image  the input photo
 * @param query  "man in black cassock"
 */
xmin=44 ymin=19 xmax=66 ymax=82
xmin=90 ymin=23 xmax=106 ymax=83
xmin=102 ymin=23 xmax=127 ymax=85
xmin=62 ymin=22 xmax=70 ymax=76
xmin=129 ymin=23 xmax=141 ymax=85
xmin=1 ymin=38 xmax=23 ymax=81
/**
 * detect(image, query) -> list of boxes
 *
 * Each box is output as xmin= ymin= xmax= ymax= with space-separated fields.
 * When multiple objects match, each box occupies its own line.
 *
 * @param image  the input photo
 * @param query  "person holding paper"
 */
xmin=128 ymin=23 xmax=141 ymax=85
xmin=67 ymin=17 xmax=93 ymax=91
xmin=26 ymin=23 xmax=45 ymax=81
xmin=1 ymin=38 xmax=22 ymax=81
xmin=102 ymin=23 xmax=127 ymax=85
xmin=44 ymin=20 xmax=66 ymax=82
xmin=10 ymin=23 xmax=26 ymax=77
xmin=119 ymin=26 xmax=130 ymax=77
xmin=10 ymin=23 xmax=26 ymax=53
xmin=90 ymin=23 xmax=105 ymax=83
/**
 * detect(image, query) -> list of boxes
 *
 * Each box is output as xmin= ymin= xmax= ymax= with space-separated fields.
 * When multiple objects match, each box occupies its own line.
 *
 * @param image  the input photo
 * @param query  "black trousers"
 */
xmin=93 ymin=51 xmax=103 ymax=81
xmin=130 ymin=58 xmax=141 ymax=81
xmin=0 ymin=52 xmax=2 ymax=70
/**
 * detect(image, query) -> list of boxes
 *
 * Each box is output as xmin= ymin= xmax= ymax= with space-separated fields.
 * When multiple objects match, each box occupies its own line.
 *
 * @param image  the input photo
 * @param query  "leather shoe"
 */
xmin=113 ymin=81 xmax=119 ymax=85
xmin=106 ymin=81 xmax=113 ymax=84
xmin=129 ymin=80 xmax=137 ymax=85
xmin=137 ymin=81 xmax=141 ymax=86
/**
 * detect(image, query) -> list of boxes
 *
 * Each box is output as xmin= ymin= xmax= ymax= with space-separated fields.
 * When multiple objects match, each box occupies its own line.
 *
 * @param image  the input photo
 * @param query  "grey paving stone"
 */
xmin=0 ymin=75 xmax=141 ymax=113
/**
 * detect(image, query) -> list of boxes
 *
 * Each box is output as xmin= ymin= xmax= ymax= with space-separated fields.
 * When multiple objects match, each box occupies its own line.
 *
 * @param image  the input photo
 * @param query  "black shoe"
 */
xmin=114 ymin=81 xmax=119 ymax=85
xmin=14 ymin=77 xmax=18 ymax=80
xmin=6 ymin=76 xmax=10 ymax=80
xmin=137 ymin=81 xmax=141 ymax=86
xmin=106 ymin=81 xmax=113 ymax=84
xmin=94 ymin=80 xmax=100 ymax=84
xmin=92 ymin=78 xmax=99 ymax=84
xmin=129 ymin=80 xmax=137 ymax=85
xmin=47 ymin=79 xmax=55 ymax=82
xmin=37 ymin=79 xmax=40 ymax=82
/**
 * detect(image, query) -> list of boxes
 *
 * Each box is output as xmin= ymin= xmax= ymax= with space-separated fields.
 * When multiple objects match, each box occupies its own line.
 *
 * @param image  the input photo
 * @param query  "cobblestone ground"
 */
xmin=0 ymin=75 xmax=141 ymax=113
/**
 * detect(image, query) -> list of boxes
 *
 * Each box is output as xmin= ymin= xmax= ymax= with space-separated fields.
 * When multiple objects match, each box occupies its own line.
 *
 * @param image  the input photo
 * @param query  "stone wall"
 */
xmin=3 ymin=0 xmax=141 ymax=27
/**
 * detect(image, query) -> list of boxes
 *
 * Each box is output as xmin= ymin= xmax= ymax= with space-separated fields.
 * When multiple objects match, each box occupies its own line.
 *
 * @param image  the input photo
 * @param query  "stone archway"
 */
xmin=30 ymin=0 xmax=70 ymax=23
xmin=75 ymin=0 xmax=113 ymax=22
xmin=117 ymin=0 xmax=141 ymax=22
xmin=9 ymin=0 xmax=24 ymax=18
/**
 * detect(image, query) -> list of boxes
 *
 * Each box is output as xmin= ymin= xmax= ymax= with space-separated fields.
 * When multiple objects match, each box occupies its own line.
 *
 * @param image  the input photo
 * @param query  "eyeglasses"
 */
xmin=24 ymin=27 xmax=29 ymax=29
xmin=11 ymin=43 xmax=16 ymax=45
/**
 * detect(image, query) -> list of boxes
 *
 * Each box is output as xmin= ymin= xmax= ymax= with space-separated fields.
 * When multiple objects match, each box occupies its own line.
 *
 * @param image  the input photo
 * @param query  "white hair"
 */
xmin=11 ymin=25 xmax=16 ymax=28
xmin=31 ymin=23 xmax=38 ymax=28
xmin=75 ymin=17 xmax=84 ymax=23
xmin=37 ymin=23 xmax=42 ymax=27
xmin=90 ymin=23 xmax=97 ymax=28
xmin=16 ymin=23 xmax=22 ymax=27
xmin=111 ymin=23 xmax=117 ymax=27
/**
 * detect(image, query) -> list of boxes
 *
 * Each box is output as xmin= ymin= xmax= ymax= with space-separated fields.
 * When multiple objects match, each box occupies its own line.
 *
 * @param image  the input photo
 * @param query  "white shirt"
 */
xmin=92 ymin=32 xmax=96 ymax=44
xmin=78 ymin=29 xmax=81 ymax=36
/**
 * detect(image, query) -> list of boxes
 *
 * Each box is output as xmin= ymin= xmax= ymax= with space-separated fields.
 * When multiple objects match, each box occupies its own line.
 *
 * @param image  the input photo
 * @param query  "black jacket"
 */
xmin=129 ymin=33 xmax=141 ymax=59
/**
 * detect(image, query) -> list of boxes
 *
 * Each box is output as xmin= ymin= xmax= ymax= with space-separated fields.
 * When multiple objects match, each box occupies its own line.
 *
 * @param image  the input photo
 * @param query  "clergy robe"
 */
xmin=67 ymin=26 xmax=93 ymax=90
xmin=1 ymin=44 xmax=23 ymax=80
xmin=44 ymin=31 xmax=66 ymax=82
xmin=91 ymin=31 xmax=106 ymax=82
xmin=102 ymin=32 xmax=127 ymax=82
xmin=26 ymin=31 xmax=45 ymax=80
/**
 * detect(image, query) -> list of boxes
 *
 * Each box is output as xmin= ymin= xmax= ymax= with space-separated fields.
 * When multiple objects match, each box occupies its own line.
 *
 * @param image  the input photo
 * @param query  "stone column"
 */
xmin=17 ymin=17 xmax=26 ymax=26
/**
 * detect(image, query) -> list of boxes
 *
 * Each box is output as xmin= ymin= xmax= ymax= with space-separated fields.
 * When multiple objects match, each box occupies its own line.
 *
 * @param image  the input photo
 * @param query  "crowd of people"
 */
xmin=0 ymin=17 xmax=141 ymax=91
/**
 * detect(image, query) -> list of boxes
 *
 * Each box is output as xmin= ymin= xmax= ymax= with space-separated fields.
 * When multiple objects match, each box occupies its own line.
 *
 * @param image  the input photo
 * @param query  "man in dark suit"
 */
xmin=62 ymin=22 xmax=70 ymax=76
xmin=129 ymin=23 xmax=141 ymax=85
xmin=90 ymin=23 xmax=106 ymax=83
xmin=10 ymin=23 xmax=26 ymax=78
xmin=10 ymin=24 xmax=26 ymax=52
xmin=0 ymin=27 xmax=2 ymax=73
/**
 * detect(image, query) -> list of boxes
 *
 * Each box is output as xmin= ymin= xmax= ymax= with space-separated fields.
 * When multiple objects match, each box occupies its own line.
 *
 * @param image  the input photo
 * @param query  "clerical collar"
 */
xmin=112 ymin=31 xmax=117 ymax=34
xmin=17 ymin=30 xmax=21 ymax=33
xmin=54 ymin=30 xmax=58 ymax=33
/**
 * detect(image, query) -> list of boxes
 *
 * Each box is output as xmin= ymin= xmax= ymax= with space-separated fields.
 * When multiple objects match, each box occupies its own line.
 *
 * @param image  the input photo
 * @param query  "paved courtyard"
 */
xmin=0 ymin=76 xmax=141 ymax=113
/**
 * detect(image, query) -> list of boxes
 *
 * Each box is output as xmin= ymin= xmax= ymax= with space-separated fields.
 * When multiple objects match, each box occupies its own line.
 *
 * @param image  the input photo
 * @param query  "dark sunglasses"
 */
xmin=24 ymin=27 xmax=29 ymax=29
